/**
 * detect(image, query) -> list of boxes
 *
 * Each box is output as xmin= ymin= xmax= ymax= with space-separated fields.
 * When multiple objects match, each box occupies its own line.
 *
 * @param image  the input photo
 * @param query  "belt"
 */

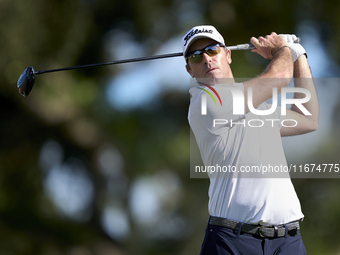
xmin=209 ymin=216 xmax=300 ymax=238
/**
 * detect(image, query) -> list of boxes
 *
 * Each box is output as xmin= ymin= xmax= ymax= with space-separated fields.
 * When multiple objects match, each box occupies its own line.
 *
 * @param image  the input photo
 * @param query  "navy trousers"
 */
xmin=200 ymin=223 xmax=307 ymax=255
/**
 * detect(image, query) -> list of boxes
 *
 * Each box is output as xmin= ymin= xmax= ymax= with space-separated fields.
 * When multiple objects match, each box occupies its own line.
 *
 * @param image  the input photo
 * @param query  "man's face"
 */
xmin=185 ymin=38 xmax=233 ymax=79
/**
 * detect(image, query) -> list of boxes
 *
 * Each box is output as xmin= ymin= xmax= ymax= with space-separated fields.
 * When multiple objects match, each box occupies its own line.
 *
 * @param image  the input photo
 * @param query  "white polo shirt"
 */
xmin=188 ymin=83 xmax=304 ymax=225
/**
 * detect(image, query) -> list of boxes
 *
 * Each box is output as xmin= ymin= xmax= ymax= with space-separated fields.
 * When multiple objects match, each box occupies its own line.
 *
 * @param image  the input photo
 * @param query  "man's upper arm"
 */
xmin=280 ymin=108 xmax=318 ymax=137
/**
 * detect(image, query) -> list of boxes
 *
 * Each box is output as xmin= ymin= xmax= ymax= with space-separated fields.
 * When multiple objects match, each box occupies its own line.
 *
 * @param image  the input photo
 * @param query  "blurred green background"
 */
xmin=1 ymin=0 xmax=340 ymax=254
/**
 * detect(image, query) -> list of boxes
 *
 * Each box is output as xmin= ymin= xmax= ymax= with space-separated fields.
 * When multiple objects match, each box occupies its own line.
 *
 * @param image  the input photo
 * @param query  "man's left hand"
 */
xmin=279 ymin=34 xmax=307 ymax=62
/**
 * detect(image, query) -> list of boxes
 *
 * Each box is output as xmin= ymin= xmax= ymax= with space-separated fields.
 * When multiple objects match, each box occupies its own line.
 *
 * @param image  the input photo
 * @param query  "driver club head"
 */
xmin=17 ymin=67 xmax=36 ymax=97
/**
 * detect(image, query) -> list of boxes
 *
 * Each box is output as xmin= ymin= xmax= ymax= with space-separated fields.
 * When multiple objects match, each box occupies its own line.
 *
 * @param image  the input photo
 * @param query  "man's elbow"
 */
xmin=307 ymin=119 xmax=319 ymax=133
xmin=310 ymin=121 xmax=319 ymax=132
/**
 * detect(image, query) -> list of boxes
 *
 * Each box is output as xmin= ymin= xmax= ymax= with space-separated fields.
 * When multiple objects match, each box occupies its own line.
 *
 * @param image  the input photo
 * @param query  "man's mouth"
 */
xmin=206 ymin=68 xmax=217 ymax=75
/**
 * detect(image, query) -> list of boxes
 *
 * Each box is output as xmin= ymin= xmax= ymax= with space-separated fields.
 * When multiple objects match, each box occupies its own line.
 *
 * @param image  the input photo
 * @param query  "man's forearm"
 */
xmin=292 ymin=55 xmax=319 ymax=124
xmin=280 ymin=55 xmax=319 ymax=136
xmin=262 ymin=46 xmax=294 ymax=80
xmin=244 ymin=46 xmax=294 ymax=113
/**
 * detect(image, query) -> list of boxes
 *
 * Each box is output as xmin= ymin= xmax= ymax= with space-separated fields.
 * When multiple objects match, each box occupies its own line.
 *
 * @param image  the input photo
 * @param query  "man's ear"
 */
xmin=186 ymin=64 xmax=194 ymax=78
xmin=226 ymin=48 xmax=232 ymax=65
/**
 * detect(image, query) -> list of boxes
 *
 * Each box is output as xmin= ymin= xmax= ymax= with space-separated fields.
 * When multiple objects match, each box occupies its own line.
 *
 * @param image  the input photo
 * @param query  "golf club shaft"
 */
xmin=34 ymin=39 xmax=300 ymax=75
xmin=35 ymin=52 xmax=183 ymax=75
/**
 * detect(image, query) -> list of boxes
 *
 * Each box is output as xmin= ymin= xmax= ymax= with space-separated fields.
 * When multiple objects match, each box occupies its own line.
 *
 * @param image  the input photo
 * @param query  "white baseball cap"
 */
xmin=182 ymin=25 xmax=225 ymax=57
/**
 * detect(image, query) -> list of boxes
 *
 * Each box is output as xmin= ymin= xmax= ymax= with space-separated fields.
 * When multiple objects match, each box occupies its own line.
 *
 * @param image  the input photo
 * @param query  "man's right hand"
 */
xmin=250 ymin=32 xmax=288 ymax=59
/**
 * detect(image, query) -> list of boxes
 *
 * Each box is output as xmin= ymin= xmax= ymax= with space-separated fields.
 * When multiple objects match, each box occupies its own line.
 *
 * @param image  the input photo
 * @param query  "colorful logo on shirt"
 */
xmin=197 ymin=82 xmax=223 ymax=106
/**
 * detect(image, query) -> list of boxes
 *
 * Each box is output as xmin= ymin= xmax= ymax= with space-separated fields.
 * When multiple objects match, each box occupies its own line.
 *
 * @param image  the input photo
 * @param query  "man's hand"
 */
xmin=279 ymin=34 xmax=307 ymax=62
xmin=250 ymin=32 xmax=288 ymax=59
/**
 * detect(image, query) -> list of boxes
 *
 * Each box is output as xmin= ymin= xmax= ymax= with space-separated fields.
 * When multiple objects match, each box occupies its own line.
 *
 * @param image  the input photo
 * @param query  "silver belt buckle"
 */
xmin=259 ymin=225 xmax=272 ymax=238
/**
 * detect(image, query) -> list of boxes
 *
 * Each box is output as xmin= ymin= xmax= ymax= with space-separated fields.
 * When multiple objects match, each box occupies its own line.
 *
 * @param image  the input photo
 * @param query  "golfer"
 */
xmin=183 ymin=25 xmax=318 ymax=254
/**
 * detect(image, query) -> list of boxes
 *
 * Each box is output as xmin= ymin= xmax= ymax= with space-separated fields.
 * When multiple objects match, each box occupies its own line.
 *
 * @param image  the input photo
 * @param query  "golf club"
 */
xmin=17 ymin=39 xmax=300 ymax=97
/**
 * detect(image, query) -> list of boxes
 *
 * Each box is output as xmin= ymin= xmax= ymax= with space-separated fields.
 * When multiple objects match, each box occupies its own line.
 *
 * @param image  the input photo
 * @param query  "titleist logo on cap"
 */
xmin=183 ymin=28 xmax=213 ymax=46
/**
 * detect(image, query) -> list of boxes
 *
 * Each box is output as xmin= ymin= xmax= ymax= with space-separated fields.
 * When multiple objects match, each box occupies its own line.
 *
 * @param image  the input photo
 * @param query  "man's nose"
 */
xmin=202 ymin=52 xmax=212 ymax=63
